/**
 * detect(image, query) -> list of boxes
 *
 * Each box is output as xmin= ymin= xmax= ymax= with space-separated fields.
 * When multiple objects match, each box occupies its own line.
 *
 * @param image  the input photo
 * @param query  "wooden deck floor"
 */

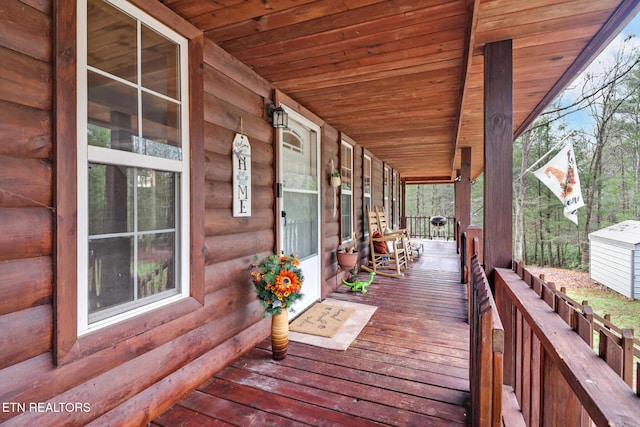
xmin=153 ymin=241 xmax=470 ymax=426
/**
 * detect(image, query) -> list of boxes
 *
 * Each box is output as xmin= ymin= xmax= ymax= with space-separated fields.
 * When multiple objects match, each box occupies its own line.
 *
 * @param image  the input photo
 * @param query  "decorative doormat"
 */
xmin=289 ymin=303 xmax=355 ymax=337
xmin=289 ymin=298 xmax=377 ymax=351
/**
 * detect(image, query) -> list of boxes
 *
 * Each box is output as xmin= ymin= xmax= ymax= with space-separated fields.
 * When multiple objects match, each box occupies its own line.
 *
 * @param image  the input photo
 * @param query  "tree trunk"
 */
xmin=514 ymin=131 xmax=531 ymax=262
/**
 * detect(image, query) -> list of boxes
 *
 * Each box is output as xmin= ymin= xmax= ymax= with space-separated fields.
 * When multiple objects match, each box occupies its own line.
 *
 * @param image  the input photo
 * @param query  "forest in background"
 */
xmin=406 ymin=36 xmax=640 ymax=270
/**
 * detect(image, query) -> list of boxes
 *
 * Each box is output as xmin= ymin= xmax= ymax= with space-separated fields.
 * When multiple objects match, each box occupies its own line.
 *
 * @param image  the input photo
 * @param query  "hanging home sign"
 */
xmin=232 ymin=133 xmax=251 ymax=217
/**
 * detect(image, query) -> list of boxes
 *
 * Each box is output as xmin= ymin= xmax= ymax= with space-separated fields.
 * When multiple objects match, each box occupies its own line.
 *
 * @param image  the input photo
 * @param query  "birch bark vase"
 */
xmin=271 ymin=309 xmax=289 ymax=360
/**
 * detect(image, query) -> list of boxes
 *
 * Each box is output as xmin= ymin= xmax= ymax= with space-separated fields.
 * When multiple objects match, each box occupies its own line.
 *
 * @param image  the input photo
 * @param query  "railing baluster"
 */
xmin=470 ymin=252 xmax=503 ymax=427
xmin=622 ymin=329 xmax=635 ymax=387
xmin=404 ymin=215 xmax=456 ymax=240
xmin=637 ymin=361 xmax=640 ymax=397
xmin=541 ymin=282 xmax=556 ymax=309
xmin=574 ymin=305 xmax=594 ymax=346
xmin=497 ymin=266 xmax=640 ymax=425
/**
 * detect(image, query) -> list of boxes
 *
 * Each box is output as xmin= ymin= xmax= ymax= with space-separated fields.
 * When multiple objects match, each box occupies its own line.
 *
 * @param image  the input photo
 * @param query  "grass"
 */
xmin=564 ymin=285 xmax=640 ymax=395
xmin=563 ymin=286 xmax=640 ymax=334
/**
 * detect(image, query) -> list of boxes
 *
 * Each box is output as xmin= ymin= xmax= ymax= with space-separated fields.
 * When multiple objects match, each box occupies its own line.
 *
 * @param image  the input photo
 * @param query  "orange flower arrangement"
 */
xmin=250 ymin=252 xmax=304 ymax=316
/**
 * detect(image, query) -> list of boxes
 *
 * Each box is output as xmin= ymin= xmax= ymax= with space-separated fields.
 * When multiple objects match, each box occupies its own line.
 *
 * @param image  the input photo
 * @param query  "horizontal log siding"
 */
xmin=0 ymin=256 xmax=52 ymax=316
xmin=0 ymin=5 xmax=278 ymax=423
xmin=0 ymin=155 xmax=52 ymax=208
xmin=0 ymin=2 xmax=387 ymax=424
xmin=0 ymin=0 xmax=51 ymax=62
xmin=0 ymin=46 xmax=51 ymax=112
xmin=0 ymin=101 xmax=51 ymax=159
xmin=0 ymin=0 xmax=55 ymax=416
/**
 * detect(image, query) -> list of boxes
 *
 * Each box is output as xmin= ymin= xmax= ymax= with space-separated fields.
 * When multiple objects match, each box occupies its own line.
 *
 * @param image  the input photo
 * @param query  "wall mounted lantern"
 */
xmin=266 ymin=104 xmax=288 ymax=128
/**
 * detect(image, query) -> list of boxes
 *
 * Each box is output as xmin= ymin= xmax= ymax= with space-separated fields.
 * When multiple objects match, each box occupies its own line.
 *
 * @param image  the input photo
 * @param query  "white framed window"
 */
xmin=77 ymin=0 xmax=190 ymax=334
xmin=383 ymin=165 xmax=390 ymax=217
xmin=363 ymin=154 xmax=372 ymax=227
xmin=340 ymin=141 xmax=353 ymax=243
xmin=392 ymin=170 xmax=398 ymax=228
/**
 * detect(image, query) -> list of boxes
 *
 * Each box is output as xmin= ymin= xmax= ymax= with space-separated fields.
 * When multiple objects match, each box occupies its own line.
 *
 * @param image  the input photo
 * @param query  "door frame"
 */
xmin=275 ymin=104 xmax=323 ymax=317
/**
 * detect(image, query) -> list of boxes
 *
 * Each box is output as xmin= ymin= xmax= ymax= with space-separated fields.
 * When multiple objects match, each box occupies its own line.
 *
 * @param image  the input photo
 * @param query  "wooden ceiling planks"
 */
xmin=162 ymin=0 xmax=640 ymax=182
xmin=205 ymin=0 xmax=406 ymax=47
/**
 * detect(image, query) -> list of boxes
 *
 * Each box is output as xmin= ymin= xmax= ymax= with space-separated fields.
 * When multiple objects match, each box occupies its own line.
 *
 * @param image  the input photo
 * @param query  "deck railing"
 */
xmin=517 ymin=265 xmax=640 ymax=395
xmin=459 ymin=226 xmax=483 ymax=285
xmin=404 ymin=215 xmax=455 ymax=240
xmin=494 ymin=263 xmax=640 ymax=426
xmin=469 ymin=240 xmax=504 ymax=427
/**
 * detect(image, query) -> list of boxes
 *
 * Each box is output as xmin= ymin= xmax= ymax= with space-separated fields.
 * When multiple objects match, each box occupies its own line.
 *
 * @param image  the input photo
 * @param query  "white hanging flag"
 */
xmin=533 ymin=142 xmax=584 ymax=224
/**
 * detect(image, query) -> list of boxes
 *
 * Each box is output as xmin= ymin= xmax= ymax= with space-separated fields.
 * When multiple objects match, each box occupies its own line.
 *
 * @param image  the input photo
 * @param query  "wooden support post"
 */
xmin=460 ymin=147 xmax=472 ymax=230
xmin=455 ymin=147 xmax=472 ymax=253
xmin=483 ymin=39 xmax=513 ymax=280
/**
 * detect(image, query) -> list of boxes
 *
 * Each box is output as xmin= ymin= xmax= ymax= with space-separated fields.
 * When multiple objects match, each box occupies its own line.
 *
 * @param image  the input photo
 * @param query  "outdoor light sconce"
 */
xmin=266 ymin=104 xmax=288 ymax=128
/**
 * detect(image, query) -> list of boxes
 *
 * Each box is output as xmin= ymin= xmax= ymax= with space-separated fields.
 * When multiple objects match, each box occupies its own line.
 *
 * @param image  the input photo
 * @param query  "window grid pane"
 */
xmin=363 ymin=156 xmax=371 ymax=197
xmin=341 ymin=194 xmax=353 ymax=241
xmin=88 ymin=164 xmax=178 ymax=322
xmin=87 ymin=0 xmax=182 ymax=159
xmin=83 ymin=0 xmax=186 ymax=328
xmin=384 ymin=167 xmax=389 ymax=214
xmin=341 ymin=142 xmax=353 ymax=242
xmin=340 ymin=143 xmax=352 ymax=191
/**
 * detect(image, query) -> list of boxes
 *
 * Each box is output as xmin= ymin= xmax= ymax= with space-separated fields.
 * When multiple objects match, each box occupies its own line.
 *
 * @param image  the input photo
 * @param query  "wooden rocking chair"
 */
xmin=361 ymin=206 xmax=408 ymax=278
xmin=374 ymin=206 xmax=415 ymax=262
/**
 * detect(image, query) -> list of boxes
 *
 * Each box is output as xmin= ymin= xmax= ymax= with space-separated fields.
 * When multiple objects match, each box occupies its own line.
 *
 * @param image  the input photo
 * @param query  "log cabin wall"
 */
xmin=0 ymin=1 xmax=390 ymax=423
xmin=322 ymin=125 xmax=345 ymax=295
xmin=0 ymin=0 xmax=56 ymax=422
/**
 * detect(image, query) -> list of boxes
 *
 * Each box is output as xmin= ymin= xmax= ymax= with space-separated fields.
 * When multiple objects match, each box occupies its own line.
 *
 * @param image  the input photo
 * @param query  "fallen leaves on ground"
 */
xmin=525 ymin=266 xmax=603 ymax=290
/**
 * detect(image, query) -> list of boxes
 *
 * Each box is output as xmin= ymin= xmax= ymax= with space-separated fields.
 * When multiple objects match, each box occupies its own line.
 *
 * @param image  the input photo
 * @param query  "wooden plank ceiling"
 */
xmin=160 ymin=0 xmax=640 ymax=182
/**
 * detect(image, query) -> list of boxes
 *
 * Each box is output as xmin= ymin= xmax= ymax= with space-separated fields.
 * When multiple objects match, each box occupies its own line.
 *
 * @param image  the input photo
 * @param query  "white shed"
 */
xmin=589 ymin=220 xmax=640 ymax=299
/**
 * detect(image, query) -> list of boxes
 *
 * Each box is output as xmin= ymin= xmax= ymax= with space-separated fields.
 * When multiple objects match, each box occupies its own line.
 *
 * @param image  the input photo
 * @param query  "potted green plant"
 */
xmin=330 ymin=171 xmax=341 ymax=188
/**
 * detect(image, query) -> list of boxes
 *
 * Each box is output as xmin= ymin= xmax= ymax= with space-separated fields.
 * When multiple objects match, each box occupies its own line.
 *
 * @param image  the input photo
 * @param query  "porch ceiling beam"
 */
xmin=401 ymin=176 xmax=455 ymax=185
xmin=451 ymin=0 xmax=480 ymax=178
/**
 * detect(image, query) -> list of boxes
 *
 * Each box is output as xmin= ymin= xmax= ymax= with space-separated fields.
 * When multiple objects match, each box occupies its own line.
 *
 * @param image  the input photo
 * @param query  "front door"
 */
xmin=278 ymin=107 xmax=321 ymax=317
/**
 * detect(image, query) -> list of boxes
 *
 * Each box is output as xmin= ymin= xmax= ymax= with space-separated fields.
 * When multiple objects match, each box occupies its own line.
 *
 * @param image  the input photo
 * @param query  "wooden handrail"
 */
xmin=469 ymin=246 xmax=504 ymax=427
xmin=514 ymin=262 xmax=640 ymax=395
xmin=558 ymin=285 xmax=640 ymax=362
xmin=460 ymin=227 xmax=483 ymax=285
xmin=495 ymin=267 xmax=640 ymax=425
xmin=404 ymin=215 xmax=455 ymax=240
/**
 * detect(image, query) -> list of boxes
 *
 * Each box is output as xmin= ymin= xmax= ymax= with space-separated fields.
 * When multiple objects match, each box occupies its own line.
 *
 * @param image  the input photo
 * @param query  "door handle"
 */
xmin=281 ymin=210 xmax=287 ymax=226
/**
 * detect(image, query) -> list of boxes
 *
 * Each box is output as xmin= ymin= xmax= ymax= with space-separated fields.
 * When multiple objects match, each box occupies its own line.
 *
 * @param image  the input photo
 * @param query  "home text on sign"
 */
xmin=232 ymin=133 xmax=251 ymax=217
